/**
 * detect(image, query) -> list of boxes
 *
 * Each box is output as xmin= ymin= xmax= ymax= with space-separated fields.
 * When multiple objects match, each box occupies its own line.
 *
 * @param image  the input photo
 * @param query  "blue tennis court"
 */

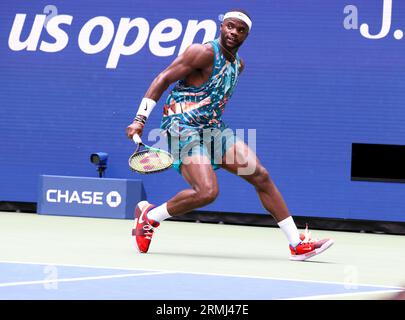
xmin=0 ymin=261 xmax=401 ymax=300
xmin=1 ymin=213 xmax=404 ymax=300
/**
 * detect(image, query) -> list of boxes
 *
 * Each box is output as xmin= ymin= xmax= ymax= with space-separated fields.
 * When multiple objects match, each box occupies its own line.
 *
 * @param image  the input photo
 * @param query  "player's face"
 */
xmin=220 ymin=18 xmax=249 ymax=49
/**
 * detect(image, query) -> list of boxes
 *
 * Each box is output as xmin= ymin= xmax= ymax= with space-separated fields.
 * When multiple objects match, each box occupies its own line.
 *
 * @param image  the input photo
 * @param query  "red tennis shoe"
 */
xmin=289 ymin=224 xmax=334 ymax=261
xmin=132 ymin=201 xmax=159 ymax=253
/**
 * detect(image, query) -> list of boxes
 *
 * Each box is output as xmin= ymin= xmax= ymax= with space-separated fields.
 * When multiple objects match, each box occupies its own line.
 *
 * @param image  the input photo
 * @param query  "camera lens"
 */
xmin=90 ymin=154 xmax=100 ymax=164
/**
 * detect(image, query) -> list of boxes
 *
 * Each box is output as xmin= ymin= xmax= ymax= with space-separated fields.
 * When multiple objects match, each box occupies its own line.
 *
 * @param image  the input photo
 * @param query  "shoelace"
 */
xmin=142 ymin=224 xmax=155 ymax=240
xmin=301 ymin=224 xmax=319 ymax=244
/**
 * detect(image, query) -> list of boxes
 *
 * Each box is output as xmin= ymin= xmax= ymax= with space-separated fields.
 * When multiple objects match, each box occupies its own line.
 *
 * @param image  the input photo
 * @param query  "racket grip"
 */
xmin=133 ymin=134 xmax=143 ymax=145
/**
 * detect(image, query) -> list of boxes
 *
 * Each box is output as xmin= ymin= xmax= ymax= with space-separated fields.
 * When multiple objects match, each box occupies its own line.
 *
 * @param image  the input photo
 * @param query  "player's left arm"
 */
xmin=239 ymin=58 xmax=245 ymax=74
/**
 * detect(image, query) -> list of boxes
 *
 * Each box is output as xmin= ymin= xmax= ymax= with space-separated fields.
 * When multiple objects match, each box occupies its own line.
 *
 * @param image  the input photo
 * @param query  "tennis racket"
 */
xmin=128 ymin=134 xmax=173 ymax=174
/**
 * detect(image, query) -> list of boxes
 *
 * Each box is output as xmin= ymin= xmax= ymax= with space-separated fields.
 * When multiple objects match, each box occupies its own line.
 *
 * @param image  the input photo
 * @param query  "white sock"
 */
xmin=146 ymin=202 xmax=171 ymax=223
xmin=277 ymin=216 xmax=301 ymax=248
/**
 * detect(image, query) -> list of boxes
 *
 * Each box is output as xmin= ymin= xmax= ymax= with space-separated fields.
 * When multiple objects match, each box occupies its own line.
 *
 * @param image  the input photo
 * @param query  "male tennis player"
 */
xmin=126 ymin=9 xmax=334 ymax=261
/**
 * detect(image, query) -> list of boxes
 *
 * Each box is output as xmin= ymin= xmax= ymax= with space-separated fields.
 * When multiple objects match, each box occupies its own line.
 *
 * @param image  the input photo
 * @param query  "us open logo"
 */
xmin=8 ymin=8 xmax=218 ymax=69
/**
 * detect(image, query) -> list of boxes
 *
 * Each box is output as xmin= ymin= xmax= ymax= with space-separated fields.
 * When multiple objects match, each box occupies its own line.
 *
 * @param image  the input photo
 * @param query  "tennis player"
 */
xmin=126 ymin=9 xmax=334 ymax=261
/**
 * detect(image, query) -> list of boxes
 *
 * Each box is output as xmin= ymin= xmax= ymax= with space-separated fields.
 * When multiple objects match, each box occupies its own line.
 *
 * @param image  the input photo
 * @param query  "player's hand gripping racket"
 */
xmin=129 ymin=134 xmax=173 ymax=174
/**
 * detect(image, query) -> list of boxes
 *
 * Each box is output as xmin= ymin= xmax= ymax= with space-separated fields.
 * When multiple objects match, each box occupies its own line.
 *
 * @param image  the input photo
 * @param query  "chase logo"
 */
xmin=105 ymin=191 xmax=122 ymax=208
xmin=46 ymin=189 xmax=122 ymax=208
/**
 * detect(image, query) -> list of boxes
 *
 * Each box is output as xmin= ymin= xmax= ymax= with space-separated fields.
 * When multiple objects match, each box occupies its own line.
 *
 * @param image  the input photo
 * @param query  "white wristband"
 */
xmin=136 ymin=98 xmax=157 ymax=118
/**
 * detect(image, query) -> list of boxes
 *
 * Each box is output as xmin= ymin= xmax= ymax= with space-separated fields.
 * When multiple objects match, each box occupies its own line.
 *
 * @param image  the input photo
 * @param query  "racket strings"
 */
xmin=130 ymin=151 xmax=172 ymax=173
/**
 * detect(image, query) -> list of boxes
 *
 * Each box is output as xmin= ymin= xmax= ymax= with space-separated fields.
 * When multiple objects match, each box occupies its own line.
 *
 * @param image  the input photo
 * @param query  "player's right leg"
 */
xmin=167 ymin=155 xmax=219 ymax=215
xmin=132 ymin=154 xmax=219 ymax=253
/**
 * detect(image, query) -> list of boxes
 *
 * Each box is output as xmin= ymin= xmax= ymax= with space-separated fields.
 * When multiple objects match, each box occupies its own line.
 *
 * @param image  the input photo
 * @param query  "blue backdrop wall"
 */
xmin=1 ymin=0 xmax=404 ymax=222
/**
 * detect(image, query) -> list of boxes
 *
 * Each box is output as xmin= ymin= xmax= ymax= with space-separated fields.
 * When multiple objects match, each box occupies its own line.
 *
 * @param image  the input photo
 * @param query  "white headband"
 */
xmin=223 ymin=11 xmax=252 ymax=31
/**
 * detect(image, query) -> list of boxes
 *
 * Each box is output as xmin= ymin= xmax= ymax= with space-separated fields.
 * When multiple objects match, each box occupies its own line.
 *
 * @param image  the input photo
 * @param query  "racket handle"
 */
xmin=133 ymin=134 xmax=143 ymax=145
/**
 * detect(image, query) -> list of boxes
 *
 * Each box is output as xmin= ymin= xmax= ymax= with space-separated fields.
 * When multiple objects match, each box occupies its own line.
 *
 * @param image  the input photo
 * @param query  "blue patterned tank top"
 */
xmin=160 ymin=38 xmax=240 ymax=135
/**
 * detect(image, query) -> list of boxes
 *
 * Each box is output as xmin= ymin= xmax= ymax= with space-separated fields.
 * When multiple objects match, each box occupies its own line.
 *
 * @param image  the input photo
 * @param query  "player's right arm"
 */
xmin=126 ymin=44 xmax=214 ymax=139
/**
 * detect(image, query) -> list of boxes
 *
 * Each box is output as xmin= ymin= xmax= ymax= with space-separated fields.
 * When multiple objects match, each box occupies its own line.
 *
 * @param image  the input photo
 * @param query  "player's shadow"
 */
xmin=153 ymin=250 xmax=284 ymax=261
xmin=299 ymin=260 xmax=336 ymax=264
xmin=152 ymin=251 xmax=337 ymax=264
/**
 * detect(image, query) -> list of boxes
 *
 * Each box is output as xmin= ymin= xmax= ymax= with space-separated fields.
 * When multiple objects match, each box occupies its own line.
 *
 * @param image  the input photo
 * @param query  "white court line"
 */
xmin=0 ymin=271 xmax=172 ymax=288
xmin=285 ymin=289 xmax=403 ymax=300
xmin=170 ymin=270 xmax=404 ymax=290
xmin=0 ymin=259 xmax=403 ymax=290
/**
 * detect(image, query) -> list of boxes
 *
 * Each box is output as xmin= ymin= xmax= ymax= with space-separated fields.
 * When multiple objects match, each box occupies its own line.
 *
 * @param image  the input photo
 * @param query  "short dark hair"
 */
xmin=228 ymin=8 xmax=251 ymax=19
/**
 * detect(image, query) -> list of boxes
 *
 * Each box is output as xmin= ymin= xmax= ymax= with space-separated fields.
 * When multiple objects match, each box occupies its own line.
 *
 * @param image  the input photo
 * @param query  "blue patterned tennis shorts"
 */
xmin=166 ymin=124 xmax=239 ymax=174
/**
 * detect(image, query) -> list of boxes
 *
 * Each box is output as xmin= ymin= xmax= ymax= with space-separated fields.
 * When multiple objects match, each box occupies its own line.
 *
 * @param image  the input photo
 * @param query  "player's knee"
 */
xmin=251 ymin=166 xmax=270 ymax=188
xmin=196 ymin=185 xmax=219 ymax=205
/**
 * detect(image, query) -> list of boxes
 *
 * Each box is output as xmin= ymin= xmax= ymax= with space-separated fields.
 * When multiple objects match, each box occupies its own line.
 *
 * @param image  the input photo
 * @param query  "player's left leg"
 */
xmin=220 ymin=140 xmax=334 ymax=260
xmin=220 ymin=139 xmax=290 ymax=223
